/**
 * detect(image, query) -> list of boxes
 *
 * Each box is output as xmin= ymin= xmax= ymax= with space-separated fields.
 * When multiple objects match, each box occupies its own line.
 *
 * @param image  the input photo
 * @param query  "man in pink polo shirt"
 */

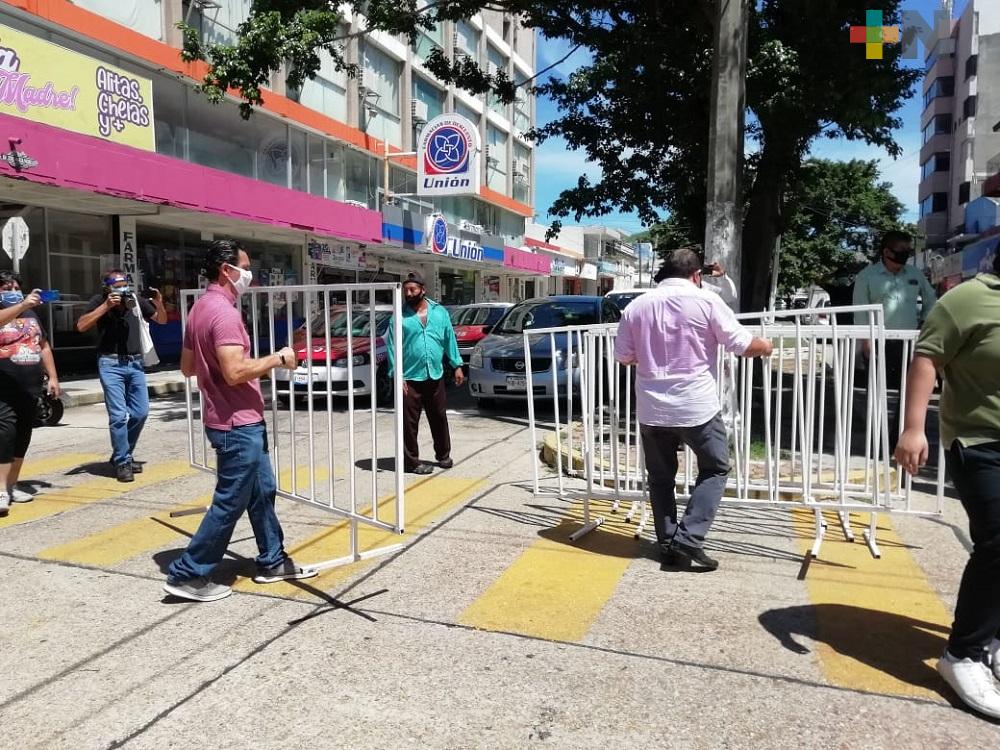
xmin=164 ymin=240 xmax=316 ymax=602
xmin=615 ymin=247 xmax=773 ymax=570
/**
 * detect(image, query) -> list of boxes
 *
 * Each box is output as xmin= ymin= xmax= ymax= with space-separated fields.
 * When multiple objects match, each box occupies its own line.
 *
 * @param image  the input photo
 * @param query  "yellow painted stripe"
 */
xmin=39 ymin=464 xmax=334 ymax=567
xmin=0 ymin=460 xmax=195 ymax=529
xmin=793 ymin=510 xmax=951 ymax=700
xmin=20 ymin=453 xmax=104 ymax=478
xmin=233 ymin=476 xmax=484 ymax=597
xmin=458 ymin=499 xmax=636 ymax=642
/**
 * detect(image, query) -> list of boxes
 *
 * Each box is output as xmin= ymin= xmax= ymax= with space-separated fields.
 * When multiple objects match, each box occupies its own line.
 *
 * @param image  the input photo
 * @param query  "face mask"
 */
xmin=226 ymin=264 xmax=253 ymax=296
xmin=0 ymin=290 xmax=23 ymax=307
xmin=884 ymin=249 xmax=912 ymax=265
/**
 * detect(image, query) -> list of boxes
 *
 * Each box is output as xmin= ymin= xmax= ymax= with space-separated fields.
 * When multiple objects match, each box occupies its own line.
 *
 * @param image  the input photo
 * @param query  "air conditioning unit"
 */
xmin=411 ymin=98 xmax=429 ymax=125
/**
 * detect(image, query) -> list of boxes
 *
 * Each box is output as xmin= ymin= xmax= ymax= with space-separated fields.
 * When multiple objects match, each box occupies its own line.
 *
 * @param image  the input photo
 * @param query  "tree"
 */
xmin=777 ymin=158 xmax=907 ymax=297
xmin=179 ymin=1 xmax=918 ymax=311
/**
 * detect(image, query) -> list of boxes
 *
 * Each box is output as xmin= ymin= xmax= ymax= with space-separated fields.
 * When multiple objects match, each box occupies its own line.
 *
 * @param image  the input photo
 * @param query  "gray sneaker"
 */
xmin=7 ymin=485 xmax=34 ymax=503
xmin=0 ymin=491 xmax=9 ymax=517
xmin=252 ymin=558 xmax=318 ymax=584
xmin=162 ymin=576 xmax=232 ymax=602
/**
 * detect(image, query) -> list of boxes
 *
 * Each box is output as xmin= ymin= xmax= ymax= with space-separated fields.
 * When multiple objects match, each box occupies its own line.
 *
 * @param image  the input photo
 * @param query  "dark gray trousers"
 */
xmin=640 ymin=414 xmax=731 ymax=549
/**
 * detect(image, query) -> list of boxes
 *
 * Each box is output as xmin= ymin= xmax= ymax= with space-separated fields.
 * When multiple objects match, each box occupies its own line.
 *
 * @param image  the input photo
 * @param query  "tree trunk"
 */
xmin=740 ymin=144 xmax=794 ymax=311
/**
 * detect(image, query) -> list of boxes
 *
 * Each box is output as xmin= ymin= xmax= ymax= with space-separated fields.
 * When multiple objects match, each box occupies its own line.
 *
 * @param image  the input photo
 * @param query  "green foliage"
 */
xmin=777 ymin=159 xmax=908 ymax=294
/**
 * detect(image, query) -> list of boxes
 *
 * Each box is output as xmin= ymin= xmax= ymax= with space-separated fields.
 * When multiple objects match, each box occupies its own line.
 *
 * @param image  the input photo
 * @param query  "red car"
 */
xmin=451 ymin=303 xmax=513 ymax=365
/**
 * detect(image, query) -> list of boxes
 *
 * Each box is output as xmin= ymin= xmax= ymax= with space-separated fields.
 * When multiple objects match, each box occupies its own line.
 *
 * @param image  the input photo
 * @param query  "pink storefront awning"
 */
xmin=503 ymin=245 xmax=550 ymax=275
xmin=0 ymin=113 xmax=383 ymax=244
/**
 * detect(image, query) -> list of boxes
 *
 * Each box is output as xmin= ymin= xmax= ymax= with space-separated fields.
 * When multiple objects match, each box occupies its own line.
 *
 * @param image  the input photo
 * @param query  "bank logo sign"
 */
xmin=425 ymin=213 xmax=484 ymax=262
xmin=418 ymin=114 xmax=481 ymax=197
xmin=0 ymin=24 xmax=155 ymax=151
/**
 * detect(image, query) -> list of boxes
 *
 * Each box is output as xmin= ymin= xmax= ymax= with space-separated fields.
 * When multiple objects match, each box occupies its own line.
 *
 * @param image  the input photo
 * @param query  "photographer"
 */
xmin=0 ymin=271 xmax=60 ymax=515
xmin=76 ymin=269 xmax=166 ymax=482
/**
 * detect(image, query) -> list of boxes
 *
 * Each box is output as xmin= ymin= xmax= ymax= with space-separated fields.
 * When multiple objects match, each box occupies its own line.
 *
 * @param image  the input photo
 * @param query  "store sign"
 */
xmin=504 ymin=246 xmax=550 ymax=274
xmin=417 ymin=114 xmax=481 ymax=197
xmin=425 ymin=214 xmax=485 ymax=262
xmin=307 ymin=237 xmax=372 ymax=271
xmin=598 ymin=260 xmax=618 ymax=276
xmin=0 ymin=24 xmax=155 ymax=151
xmin=580 ymin=263 xmax=598 ymax=281
xmin=118 ymin=217 xmax=142 ymax=288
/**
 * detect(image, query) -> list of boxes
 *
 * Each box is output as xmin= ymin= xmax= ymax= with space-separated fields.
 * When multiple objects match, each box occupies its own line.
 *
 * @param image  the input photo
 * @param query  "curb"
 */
xmin=61 ymin=380 xmax=194 ymax=409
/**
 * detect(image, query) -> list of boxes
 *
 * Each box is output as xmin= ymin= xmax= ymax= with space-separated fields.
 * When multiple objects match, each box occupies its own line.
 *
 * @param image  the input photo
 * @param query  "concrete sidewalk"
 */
xmin=59 ymin=368 xmax=192 ymax=409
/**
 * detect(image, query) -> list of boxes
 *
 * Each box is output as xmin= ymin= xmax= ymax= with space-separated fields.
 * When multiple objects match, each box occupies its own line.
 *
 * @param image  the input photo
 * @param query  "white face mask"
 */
xmin=225 ymin=264 xmax=253 ymax=296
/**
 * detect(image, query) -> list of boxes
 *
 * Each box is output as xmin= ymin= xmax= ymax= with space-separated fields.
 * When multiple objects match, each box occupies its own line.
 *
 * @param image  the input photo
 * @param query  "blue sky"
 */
xmin=532 ymin=0 xmax=967 ymax=236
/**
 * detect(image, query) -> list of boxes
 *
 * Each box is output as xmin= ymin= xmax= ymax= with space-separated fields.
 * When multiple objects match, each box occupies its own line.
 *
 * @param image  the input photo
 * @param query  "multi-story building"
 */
xmin=0 ymin=0 xmax=554 ymax=369
xmin=918 ymin=0 xmax=1000 ymax=251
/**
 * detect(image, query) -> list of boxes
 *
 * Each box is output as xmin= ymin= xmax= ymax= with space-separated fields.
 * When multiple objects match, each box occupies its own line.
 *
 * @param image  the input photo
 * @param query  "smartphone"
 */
xmin=701 ymin=265 xmax=715 ymax=275
xmin=38 ymin=289 xmax=61 ymax=303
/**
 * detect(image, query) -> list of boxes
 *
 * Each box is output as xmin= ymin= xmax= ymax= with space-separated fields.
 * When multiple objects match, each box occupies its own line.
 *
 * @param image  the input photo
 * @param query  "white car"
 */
xmin=273 ymin=305 xmax=395 ymax=405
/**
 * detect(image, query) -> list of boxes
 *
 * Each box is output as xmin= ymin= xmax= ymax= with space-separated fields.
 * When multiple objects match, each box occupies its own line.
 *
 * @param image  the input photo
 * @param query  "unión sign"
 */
xmin=417 ymin=114 xmax=481 ymax=197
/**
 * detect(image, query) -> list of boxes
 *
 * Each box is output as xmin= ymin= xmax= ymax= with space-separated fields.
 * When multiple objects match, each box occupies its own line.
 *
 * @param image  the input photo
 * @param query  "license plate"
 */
xmin=293 ymin=373 xmax=310 ymax=385
xmin=506 ymin=375 xmax=527 ymax=391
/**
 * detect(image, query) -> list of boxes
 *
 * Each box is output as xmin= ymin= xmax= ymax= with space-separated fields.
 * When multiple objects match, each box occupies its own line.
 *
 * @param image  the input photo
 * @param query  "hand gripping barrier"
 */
xmin=524 ymin=305 xmax=945 ymax=559
xmin=180 ymin=282 xmax=406 ymax=571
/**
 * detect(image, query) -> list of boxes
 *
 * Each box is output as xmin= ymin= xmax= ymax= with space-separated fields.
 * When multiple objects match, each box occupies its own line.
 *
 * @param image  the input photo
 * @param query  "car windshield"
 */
xmin=607 ymin=292 xmax=645 ymax=310
xmin=493 ymin=300 xmax=599 ymax=334
xmin=307 ymin=310 xmax=392 ymax=339
xmin=453 ymin=306 xmax=507 ymax=326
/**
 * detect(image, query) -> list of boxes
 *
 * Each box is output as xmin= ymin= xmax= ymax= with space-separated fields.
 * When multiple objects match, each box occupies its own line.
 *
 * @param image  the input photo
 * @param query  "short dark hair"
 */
xmin=654 ymin=247 xmax=703 ymax=282
xmin=102 ymin=268 xmax=127 ymax=284
xmin=0 ymin=269 xmax=21 ymax=288
xmin=201 ymin=239 xmax=245 ymax=279
xmin=881 ymin=230 xmax=912 ymax=252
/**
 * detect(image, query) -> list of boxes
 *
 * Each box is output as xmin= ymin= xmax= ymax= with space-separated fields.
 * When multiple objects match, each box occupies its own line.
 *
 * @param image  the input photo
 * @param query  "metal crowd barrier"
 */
xmin=180 ymin=282 xmax=406 ymax=571
xmin=525 ymin=305 xmax=945 ymax=559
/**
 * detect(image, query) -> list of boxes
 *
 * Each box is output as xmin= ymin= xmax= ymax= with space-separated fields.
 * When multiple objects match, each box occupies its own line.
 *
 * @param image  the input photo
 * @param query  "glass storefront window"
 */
xmin=290 ymin=128 xmax=307 ymax=192
xmin=345 ymin=148 xmax=373 ymax=206
xmin=439 ymin=268 xmax=477 ymax=305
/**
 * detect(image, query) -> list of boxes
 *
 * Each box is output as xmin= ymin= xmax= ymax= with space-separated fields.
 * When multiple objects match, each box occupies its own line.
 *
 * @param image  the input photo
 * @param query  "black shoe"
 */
xmin=658 ymin=544 xmax=681 ymax=566
xmin=131 ymin=461 xmax=143 ymax=474
xmin=116 ymin=463 xmax=135 ymax=483
xmin=437 ymin=458 xmax=454 ymax=469
xmin=670 ymin=541 xmax=719 ymax=570
xmin=409 ymin=464 xmax=434 ymax=475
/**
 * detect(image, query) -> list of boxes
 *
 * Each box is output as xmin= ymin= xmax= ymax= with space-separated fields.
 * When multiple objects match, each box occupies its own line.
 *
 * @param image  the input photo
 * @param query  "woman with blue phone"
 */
xmin=0 ymin=270 xmax=61 ymax=516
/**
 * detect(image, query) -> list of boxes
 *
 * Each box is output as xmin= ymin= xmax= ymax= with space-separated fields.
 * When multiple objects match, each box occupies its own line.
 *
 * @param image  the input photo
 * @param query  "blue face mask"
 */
xmin=0 ymin=290 xmax=23 ymax=307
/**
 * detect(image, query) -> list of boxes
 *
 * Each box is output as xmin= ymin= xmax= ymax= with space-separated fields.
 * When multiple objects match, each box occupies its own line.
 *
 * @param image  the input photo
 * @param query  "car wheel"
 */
xmin=375 ymin=365 xmax=394 ymax=406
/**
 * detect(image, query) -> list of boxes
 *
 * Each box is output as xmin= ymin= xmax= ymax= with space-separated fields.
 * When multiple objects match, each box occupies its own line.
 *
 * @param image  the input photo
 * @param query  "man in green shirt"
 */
xmin=385 ymin=271 xmax=464 ymax=475
xmin=895 ymin=261 xmax=1000 ymax=720
xmin=854 ymin=230 xmax=938 ymax=447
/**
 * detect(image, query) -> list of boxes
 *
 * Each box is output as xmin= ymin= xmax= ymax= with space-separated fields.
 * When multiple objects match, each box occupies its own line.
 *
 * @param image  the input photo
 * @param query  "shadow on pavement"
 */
xmin=759 ymin=603 xmax=950 ymax=696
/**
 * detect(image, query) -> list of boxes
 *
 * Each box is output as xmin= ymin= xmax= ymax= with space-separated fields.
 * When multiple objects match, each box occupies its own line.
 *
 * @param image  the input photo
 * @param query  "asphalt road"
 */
xmin=1 ymin=385 xmax=997 ymax=749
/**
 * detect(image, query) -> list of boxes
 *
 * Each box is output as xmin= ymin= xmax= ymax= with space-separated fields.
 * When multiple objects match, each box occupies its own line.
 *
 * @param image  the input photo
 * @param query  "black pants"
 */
xmin=403 ymin=378 xmax=451 ymax=470
xmin=0 ymin=392 xmax=35 ymax=464
xmin=944 ymin=440 xmax=1000 ymax=661
xmin=864 ymin=340 xmax=905 ymax=450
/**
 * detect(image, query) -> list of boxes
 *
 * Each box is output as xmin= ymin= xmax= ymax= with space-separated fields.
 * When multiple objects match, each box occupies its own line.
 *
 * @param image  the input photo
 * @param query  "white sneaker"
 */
xmin=989 ymin=639 xmax=1000 ymax=682
xmin=0 ymin=491 xmax=9 ymax=517
xmin=7 ymin=485 xmax=34 ymax=503
xmin=938 ymin=650 xmax=1000 ymax=719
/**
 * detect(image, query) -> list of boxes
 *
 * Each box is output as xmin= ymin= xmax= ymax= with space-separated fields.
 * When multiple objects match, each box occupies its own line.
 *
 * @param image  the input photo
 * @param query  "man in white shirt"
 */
xmin=616 ymin=248 xmax=773 ymax=570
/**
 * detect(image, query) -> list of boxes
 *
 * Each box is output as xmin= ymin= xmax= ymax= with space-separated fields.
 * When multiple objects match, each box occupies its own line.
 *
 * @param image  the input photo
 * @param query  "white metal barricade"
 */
xmin=525 ymin=305 xmax=945 ymax=559
xmin=180 ymin=282 xmax=406 ymax=571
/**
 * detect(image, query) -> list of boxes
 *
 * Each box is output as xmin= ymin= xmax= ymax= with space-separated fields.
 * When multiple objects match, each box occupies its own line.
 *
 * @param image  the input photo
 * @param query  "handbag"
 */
xmin=132 ymin=303 xmax=159 ymax=367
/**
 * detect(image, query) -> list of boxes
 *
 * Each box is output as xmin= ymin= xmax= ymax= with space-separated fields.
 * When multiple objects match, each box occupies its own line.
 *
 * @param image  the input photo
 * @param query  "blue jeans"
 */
xmin=97 ymin=355 xmax=149 ymax=467
xmin=168 ymin=422 xmax=286 ymax=582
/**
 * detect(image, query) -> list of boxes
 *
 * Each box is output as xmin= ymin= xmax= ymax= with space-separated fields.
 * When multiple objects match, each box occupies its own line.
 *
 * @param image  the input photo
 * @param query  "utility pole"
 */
xmin=703 ymin=0 xmax=749 ymax=311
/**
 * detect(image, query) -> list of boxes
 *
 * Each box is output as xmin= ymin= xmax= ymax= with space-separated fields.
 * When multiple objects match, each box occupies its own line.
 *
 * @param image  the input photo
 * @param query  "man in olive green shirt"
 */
xmin=895 ymin=265 xmax=1000 ymax=720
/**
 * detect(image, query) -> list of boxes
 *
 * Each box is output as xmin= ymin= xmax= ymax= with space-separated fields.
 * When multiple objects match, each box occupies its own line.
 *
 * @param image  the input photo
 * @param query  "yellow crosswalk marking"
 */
xmin=233 ymin=476 xmax=484 ymax=597
xmin=458 ymin=499 xmax=636 ymax=642
xmin=39 ymin=464 xmax=332 ymax=567
xmin=792 ymin=510 xmax=952 ymax=700
xmin=20 ymin=453 xmax=104 ymax=478
xmin=0 ymin=460 xmax=195 ymax=529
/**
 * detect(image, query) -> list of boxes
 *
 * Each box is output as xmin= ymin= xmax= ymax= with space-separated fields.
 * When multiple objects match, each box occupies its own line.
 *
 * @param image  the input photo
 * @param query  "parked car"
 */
xmin=468 ymin=296 xmax=621 ymax=405
xmin=274 ymin=305 xmax=395 ymax=405
xmin=450 ymin=302 xmax=513 ymax=364
xmin=604 ymin=288 xmax=650 ymax=311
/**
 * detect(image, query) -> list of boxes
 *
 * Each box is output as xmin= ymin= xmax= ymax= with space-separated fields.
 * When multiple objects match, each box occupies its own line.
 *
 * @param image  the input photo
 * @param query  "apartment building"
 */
xmin=918 ymin=0 xmax=1000 ymax=251
xmin=0 ymin=0 xmax=551 ymax=369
